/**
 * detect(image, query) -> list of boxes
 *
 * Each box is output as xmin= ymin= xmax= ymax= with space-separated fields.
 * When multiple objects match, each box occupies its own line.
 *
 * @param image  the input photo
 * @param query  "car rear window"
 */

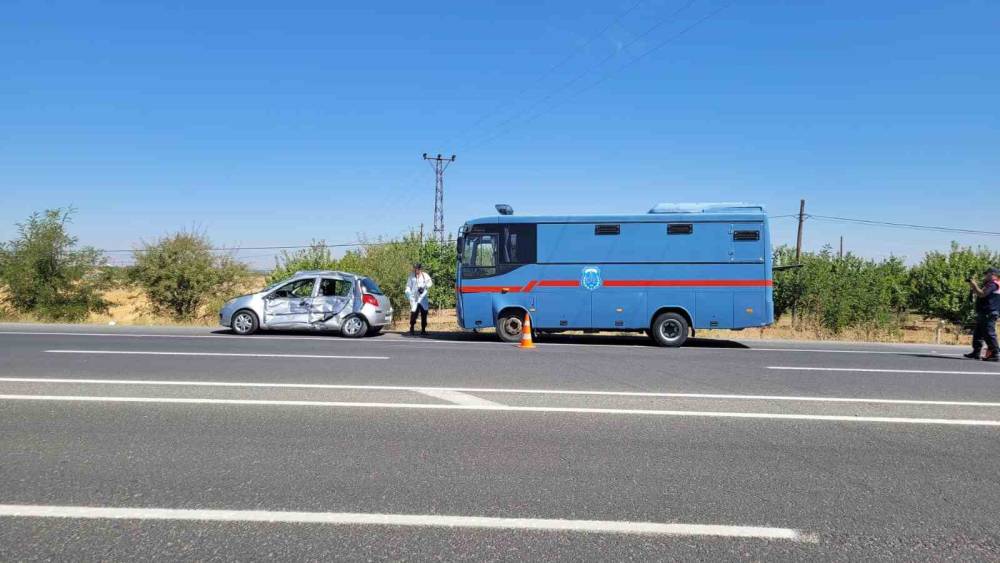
xmin=361 ymin=278 xmax=384 ymax=295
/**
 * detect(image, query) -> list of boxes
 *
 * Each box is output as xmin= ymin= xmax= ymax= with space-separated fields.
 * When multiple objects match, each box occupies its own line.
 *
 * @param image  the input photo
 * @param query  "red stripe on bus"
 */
xmin=459 ymin=286 xmax=522 ymax=294
xmin=537 ymin=280 xmax=580 ymax=287
xmin=603 ymin=279 xmax=773 ymax=287
xmin=460 ymin=279 xmax=772 ymax=293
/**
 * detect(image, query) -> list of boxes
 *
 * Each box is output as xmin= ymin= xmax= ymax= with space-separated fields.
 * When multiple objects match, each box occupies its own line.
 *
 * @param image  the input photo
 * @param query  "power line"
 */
xmin=99 ymin=240 xmax=403 ymax=255
xmin=460 ymin=0 xmax=703 ymax=153
xmin=809 ymin=214 xmax=1000 ymax=237
xmin=450 ymin=0 xmax=647 ymax=147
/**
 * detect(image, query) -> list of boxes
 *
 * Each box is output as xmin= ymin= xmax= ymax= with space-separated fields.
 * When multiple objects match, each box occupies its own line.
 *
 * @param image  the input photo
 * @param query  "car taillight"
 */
xmin=362 ymin=293 xmax=379 ymax=308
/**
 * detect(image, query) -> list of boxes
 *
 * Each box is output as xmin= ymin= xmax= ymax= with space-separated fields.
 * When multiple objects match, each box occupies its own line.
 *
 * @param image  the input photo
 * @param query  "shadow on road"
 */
xmin=388 ymin=331 xmax=750 ymax=349
xmin=209 ymin=327 xmax=750 ymax=349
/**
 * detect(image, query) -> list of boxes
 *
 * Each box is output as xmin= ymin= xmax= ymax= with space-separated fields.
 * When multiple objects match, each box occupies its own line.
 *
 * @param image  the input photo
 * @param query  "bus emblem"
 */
xmin=581 ymin=267 xmax=602 ymax=291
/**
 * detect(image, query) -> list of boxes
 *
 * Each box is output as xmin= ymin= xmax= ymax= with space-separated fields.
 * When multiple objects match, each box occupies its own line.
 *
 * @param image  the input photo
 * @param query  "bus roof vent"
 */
xmin=648 ymin=202 xmax=764 ymax=214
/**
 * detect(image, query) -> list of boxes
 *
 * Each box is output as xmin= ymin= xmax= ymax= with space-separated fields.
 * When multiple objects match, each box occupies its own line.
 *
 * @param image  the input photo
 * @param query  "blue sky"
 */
xmin=2 ymin=0 xmax=997 ymax=266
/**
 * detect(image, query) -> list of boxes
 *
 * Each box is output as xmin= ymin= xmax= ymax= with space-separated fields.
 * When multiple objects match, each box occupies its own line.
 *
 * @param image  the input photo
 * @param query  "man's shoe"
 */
xmin=420 ymin=330 xmax=427 ymax=337
xmin=408 ymin=328 xmax=415 ymax=336
xmin=964 ymin=351 xmax=982 ymax=359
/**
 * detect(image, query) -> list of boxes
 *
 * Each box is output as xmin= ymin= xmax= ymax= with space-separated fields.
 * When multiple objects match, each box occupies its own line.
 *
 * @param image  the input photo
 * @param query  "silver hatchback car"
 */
xmin=220 ymin=270 xmax=393 ymax=337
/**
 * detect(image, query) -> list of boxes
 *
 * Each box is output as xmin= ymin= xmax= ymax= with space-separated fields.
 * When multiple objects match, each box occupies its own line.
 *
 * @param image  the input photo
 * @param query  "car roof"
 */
xmin=291 ymin=270 xmax=359 ymax=278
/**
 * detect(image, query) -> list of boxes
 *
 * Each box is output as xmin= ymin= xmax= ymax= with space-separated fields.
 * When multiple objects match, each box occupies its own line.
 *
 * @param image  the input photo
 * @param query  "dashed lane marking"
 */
xmin=45 ymin=350 xmax=389 ymax=360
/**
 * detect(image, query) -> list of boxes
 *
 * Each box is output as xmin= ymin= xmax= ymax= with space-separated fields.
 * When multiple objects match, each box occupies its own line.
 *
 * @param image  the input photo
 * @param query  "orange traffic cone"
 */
xmin=519 ymin=313 xmax=536 ymax=349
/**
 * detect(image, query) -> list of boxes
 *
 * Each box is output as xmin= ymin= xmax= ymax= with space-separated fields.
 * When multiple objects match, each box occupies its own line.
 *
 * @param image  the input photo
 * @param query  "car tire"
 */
xmin=496 ymin=311 xmax=524 ymax=343
xmin=650 ymin=312 xmax=689 ymax=348
xmin=341 ymin=315 xmax=369 ymax=338
xmin=231 ymin=309 xmax=259 ymax=335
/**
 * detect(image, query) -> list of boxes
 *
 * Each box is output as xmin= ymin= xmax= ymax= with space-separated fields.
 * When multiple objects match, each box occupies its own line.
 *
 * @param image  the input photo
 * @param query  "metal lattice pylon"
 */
xmin=423 ymin=153 xmax=456 ymax=241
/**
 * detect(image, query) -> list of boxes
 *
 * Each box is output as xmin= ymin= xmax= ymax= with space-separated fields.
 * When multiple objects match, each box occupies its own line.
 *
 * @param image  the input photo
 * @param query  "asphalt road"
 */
xmin=1 ymin=323 xmax=999 ymax=561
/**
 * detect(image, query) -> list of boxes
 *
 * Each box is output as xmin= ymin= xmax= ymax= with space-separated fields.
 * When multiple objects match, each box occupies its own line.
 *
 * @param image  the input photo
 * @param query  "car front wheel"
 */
xmin=231 ymin=310 xmax=259 ymax=335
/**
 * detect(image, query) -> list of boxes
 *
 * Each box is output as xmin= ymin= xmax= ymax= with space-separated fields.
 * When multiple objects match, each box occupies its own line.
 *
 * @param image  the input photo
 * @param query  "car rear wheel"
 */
xmin=497 ymin=312 xmax=524 ymax=343
xmin=341 ymin=315 xmax=369 ymax=338
xmin=650 ymin=312 xmax=688 ymax=348
xmin=231 ymin=310 xmax=259 ymax=335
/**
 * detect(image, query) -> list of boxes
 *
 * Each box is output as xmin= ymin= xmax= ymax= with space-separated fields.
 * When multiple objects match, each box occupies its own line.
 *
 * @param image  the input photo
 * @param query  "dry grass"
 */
xmin=394 ymin=309 xmax=968 ymax=346
xmin=1 ymin=284 xmax=971 ymax=346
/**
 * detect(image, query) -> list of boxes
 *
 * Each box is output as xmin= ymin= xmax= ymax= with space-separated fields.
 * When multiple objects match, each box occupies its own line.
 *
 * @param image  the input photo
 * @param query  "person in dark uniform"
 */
xmin=965 ymin=267 xmax=1000 ymax=361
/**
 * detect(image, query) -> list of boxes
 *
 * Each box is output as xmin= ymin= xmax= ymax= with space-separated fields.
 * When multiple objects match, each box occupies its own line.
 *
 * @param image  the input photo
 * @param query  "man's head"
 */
xmin=986 ymin=267 xmax=999 ymax=281
xmin=413 ymin=262 xmax=423 ymax=275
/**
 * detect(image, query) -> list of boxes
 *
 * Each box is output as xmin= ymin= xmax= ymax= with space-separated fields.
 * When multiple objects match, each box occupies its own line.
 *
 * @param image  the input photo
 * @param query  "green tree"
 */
xmin=265 ymin=232 xmax=458 ymax=315
xmin=267 ymin=241 xmax=338 ymax=284
xmin=909 ymin=243 xmax=999 ymax=326
xmin=773 ymin=245 xmax=909 ymax=336
xmin=131 ymin=231 xmax=251 ymax=320
xmin=0 ymin=208 xmax=108 ymax=321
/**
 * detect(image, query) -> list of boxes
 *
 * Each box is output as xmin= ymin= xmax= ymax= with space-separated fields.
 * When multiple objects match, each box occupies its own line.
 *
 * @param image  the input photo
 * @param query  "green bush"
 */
xmin=0 ymin=208 xmax=108 ymax=321
xmin=909 ymin=243 xmax=999 ymax=327
xmin=131 ymin=231 xmax=251 ymax=320
xmin=773 ymin=245 xmax=909 ymax=336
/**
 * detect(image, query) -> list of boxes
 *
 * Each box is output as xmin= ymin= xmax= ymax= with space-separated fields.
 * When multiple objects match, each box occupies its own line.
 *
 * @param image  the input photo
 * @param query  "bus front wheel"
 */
xmin=497 ymin=312 xmax=524 ymax=343
xmin=651 ymin=312 xmax=689 ymax=348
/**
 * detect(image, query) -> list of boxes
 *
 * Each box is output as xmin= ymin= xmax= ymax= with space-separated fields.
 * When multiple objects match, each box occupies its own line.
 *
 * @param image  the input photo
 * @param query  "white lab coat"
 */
xmin=405 ymin=271 xmax=433 ymax=313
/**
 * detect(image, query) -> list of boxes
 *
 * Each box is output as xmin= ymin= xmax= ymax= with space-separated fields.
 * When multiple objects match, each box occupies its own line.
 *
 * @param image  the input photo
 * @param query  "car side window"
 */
xmin=272 ymin=279 xmax=315 ymax=299
xmin=320 ymin=278 xmax=351 ymax=297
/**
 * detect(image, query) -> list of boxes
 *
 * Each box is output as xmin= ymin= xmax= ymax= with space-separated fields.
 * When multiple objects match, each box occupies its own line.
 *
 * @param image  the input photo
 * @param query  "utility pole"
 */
xmin=839 ymin=236 xmax=844 ymax=259
xmin=792 ymin=199 xmax=806 ymax=327
xmin=423 ymin=153 xmax=456 ymax=242
xmin=795 ymin=199 xmax=806 ymax=263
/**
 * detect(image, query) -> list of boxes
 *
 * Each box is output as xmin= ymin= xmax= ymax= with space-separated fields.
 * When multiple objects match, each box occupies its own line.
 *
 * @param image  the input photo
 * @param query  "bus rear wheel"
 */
xmin=497 ymin=312 xmax=524 ymax=343
xmin=651 ymin=312 xmax=689 ymax=348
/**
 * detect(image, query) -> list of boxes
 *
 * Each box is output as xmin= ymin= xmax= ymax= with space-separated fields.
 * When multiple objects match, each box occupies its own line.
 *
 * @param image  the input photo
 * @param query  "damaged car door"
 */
xmin=311 ymin=277 xmax=353 ymax=327
xmin=263 ymin=277 xmax=316 ymax=328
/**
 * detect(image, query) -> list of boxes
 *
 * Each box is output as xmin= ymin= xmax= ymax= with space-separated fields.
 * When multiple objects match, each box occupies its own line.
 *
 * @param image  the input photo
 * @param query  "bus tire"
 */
xmin=496 ymin=311 xmax=524 ymax=343
xmin=651 ymin=312 xmax=688 ymax=348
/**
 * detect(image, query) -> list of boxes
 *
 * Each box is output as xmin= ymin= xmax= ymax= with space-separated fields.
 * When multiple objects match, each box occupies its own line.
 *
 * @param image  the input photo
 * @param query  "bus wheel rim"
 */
xmin=660 ymin=319 xmax=682 ymax=341
xmin=503 ymin=317 xmax=523 ymax=336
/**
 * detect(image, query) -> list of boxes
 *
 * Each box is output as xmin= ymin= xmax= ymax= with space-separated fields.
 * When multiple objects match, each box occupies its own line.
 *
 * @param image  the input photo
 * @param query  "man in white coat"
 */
xmin=405 ymin=262 xmax=433 ymax=335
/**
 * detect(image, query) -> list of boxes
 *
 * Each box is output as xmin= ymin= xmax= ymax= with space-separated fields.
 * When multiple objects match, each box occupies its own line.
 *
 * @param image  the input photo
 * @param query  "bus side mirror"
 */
xmin=456 ymin=236 xmax=464 ymax=260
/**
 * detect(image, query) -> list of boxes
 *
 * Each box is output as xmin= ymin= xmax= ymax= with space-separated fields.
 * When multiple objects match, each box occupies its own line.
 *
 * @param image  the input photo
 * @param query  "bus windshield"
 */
xmin=461 ymin=232 xmax=497 ymax=278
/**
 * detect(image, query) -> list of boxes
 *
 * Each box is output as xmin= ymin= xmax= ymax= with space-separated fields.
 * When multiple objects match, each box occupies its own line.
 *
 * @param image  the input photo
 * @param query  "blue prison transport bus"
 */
xmin=455 ymin=203 xmax=774 ymax=347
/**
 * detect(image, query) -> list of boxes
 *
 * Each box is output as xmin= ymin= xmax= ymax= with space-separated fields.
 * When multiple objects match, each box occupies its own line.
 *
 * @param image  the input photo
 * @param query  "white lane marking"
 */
xmin=2 ymin=394 xmax=999 ymax=426
xmin=0 ymin=330 xmax=967 ymax=355
xmin=751 ymin=348 xmax=961 ymax=356
xmin=416 ymin=389 xmax=505 ymax=407
xmin=0 ymin=504 xmax=810 ymax=541
xmin=0 ymin=331 xmax=460 ymax=345
xmin=770 ymin=366 xmax=999 ymax=376
xmin=45 ymin=350 xmax=388 ymax=360
xmin=2 ymin=377 xmax=997 ymax=408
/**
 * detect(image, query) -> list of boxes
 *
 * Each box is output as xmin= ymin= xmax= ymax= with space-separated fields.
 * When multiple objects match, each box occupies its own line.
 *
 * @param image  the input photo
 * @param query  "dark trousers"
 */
xmin=972 ymin=312 xmax=999 ymax=354
xmin=409 ymin=304 xmax=428 ymax=332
